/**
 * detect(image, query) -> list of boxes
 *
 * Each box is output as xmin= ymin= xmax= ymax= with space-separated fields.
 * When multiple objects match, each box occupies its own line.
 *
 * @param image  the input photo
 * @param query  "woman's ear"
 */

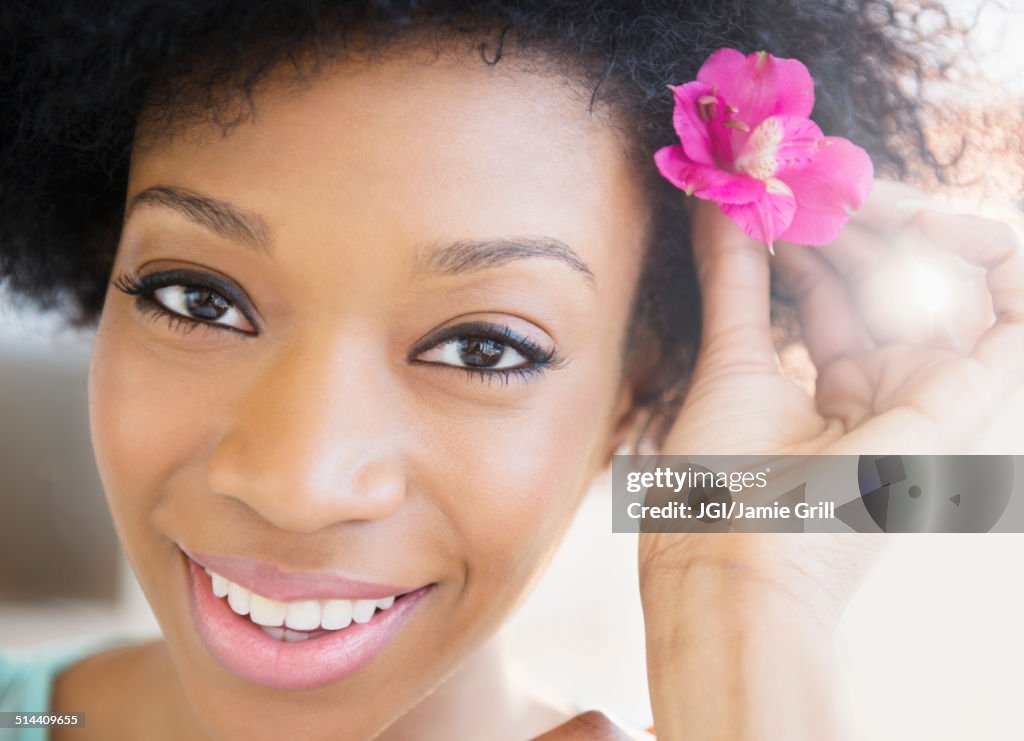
xmin=601 ymin=389 xmax=656 ymax=469
xmin=601 ymin=330 xmax=666 ymax=466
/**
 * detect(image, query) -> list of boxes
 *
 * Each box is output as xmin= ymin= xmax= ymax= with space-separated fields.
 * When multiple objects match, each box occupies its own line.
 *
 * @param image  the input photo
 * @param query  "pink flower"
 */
xmin=654 ymin=49 xmax=874 ymax=251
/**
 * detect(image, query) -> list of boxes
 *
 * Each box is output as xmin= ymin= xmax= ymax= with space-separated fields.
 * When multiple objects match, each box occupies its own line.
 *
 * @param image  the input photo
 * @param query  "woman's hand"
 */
xmin=531 ymin=711 xmax=646 ymax=740
xmin=664 ymin=180 xmax=1022 ymax=457
xmin=637 ymin=181 xmax=1024 ymax=740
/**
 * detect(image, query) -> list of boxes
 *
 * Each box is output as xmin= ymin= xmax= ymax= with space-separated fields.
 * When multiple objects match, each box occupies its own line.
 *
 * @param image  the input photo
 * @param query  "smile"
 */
xmin=180 ymin=548 xmax=434 ymax=690
xmin=208 ymin=567 xmax=402 ymax=640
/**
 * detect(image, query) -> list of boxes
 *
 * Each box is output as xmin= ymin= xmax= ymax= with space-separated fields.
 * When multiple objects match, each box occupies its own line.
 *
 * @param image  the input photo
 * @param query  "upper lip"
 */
xmin=180 ymin=545 xmax=420 ymax=602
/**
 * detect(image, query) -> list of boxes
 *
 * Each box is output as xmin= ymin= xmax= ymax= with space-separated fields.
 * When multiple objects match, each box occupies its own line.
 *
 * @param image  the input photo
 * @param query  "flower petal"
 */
xmin=778 ymin=137 xmax=875 ymax=246
xmin=697 ymin=49 xmax=815 ymax=128
xmin=655 ymin=145 xmax=766 ymax=204
xmin=736 ymin=115 xmax=824 ymax=180
xmin=720 ymin=179 xmax=797 ymax=248
xmin=669 ymin=81 xmax=719 ymax=166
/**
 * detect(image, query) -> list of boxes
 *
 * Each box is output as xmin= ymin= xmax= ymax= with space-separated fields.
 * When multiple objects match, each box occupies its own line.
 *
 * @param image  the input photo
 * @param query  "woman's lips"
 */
xmin=183 ymin=552 xmax=433 ymax=690
xmin=180 ymin=545 xmax=417 ymax=601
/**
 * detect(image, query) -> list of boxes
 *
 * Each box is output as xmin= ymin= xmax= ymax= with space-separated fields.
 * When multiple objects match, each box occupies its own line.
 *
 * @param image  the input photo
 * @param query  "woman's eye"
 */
xmin=152 ymin=285 xmax=253 ymax=332
xmin=418 ymin=337 xmax=531 ymax=370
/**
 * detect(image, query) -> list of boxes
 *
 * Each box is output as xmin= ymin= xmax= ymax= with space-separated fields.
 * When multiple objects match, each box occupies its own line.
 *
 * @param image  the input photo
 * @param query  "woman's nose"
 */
xmin=205 ymin=334 xmax=407 ymax=533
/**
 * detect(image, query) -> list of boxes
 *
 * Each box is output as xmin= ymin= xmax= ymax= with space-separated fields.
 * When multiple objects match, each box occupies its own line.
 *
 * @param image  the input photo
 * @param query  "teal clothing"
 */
xmin=0 ymin=636 xmax=136 ymax=741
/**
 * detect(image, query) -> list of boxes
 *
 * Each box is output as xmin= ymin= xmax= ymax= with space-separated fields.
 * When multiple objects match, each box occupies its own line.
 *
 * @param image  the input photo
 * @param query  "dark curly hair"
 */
xmin=0 ymin=0 xmax=963 ymax=432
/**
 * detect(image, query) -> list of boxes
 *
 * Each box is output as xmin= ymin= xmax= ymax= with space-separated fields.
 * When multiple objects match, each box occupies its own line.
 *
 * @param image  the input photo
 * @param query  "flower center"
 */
xmin=735 ymin=117 xmax=784 ymax=181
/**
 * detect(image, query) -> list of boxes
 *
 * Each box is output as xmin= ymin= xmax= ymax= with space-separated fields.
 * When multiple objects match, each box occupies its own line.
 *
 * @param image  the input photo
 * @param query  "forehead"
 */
xmin=128 ymin=48 xmax=649 ymax=285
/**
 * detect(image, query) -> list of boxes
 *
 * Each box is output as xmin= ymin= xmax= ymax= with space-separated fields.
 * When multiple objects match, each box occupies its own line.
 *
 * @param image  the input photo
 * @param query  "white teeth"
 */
xmin=321 ymin=599 xmax=354 ymax=630
xmin=260 ymin=626 xmax=318 ymax=642
xmin=285 ymin=600 xmax=322 ymax=631
xmin=352 ymin=600 xmax=377 ymax=624
xmin=211 ymin=573 xmax=230 ymax=599
xmin=226 ymin=582 xmax=251 ymax=616
xmin=249 ymin=594 xmax=288 ymax=627
xmin=204 ymin=567 xmax=402 ymax=633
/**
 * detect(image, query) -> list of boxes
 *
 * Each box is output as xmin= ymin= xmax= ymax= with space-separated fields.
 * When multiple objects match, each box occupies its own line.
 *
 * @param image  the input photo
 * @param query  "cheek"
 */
xmin=420 ymin=363 xmax=621 ymax=615
xmin=89 ymin=297 xmax=622 ymax=612
xmin=88 ymin=311 xmax=228 ymax=543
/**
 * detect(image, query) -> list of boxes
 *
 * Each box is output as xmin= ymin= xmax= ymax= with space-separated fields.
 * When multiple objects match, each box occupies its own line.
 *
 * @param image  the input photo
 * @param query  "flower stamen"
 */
xmin=697 ymin=94 xmax=719 ymax=122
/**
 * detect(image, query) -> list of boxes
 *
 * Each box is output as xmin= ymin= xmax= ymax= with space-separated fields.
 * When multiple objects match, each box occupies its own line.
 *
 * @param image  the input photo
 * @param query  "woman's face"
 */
xmin=89 ymin=47 xmax=649 ymax=738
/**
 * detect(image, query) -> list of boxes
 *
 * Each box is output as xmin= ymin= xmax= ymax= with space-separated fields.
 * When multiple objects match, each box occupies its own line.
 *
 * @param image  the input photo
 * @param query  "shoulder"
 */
xmin=50 ymin=639 xmax=164 ymax=741
xmin=1 ymin=638 xmax=134 ymax=710
xmin=0 ymin=637 xmax=147 ymax=741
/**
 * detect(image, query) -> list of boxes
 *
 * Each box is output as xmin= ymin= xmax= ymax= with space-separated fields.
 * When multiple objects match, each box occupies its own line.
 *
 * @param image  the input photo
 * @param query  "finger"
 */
xmin=825 ymin=349 xmax=997 ymax=454
xmin=815 ymin=205 xmax=995 ymax=352
xmin=530 ymin=711 xmax=636 ymax=740
xmin=849 ymin=179 xmax=929 ymax=232
xmin=816 ymin=180 xmax=934 ymax=283
xmin=913 ymin=210 xmax=1024 ymax=389
xmin=773 ymin=241 xmax=875 ymax=371
xmin=912 ymin=210 xmax=1024 ymax=320
xmin=690 ymin=201 xmax=777 ymax=371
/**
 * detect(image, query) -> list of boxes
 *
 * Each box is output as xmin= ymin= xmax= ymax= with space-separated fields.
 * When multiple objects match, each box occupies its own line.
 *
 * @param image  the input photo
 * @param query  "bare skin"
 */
xmin=50 ymin=41 xmax=1023 ymax=741
xmin=540 ymin=185 xmax=1023 ymax=741
xmin=72 ymin=47 xmax=646 ymax=741
xmin=636 ymin=186 xmax=1023 ymax=741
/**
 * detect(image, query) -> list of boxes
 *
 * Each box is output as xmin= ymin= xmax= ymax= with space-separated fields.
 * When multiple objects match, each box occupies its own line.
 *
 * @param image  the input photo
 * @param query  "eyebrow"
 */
xmin=418 ymin=238 xmax=595 ymax=287
xmin=124 ymin=186 xmax=595 ymax=284
xmin=125 ymin=185 xmax=272 ymax=253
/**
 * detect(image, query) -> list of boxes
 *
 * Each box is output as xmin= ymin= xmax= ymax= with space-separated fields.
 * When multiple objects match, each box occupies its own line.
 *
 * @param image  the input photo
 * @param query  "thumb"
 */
xmin=691 ymin=200 xmax=777 ymax=372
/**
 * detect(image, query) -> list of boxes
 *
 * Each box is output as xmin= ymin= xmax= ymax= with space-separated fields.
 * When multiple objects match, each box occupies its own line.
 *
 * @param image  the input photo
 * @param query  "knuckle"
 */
xmin=977 ymin=221 xmax=1021 ymax=263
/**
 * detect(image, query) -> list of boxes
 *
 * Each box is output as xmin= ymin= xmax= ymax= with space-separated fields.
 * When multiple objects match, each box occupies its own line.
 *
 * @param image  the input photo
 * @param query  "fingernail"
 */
xmin=896 ymin=197 xmax=959 ymax=214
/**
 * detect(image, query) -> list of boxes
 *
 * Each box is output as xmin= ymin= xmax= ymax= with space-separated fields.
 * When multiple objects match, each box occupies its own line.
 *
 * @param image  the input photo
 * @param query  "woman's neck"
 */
xmin=376 ymin=636 xmax=571 ymax=741
xmin=52 ymin=634 xmax=570 ymax=740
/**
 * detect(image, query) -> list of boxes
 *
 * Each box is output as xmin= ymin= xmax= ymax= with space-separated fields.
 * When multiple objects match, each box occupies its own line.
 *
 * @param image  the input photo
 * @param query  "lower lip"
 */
xmin=184 ymin=553 xmax=432 ymax=690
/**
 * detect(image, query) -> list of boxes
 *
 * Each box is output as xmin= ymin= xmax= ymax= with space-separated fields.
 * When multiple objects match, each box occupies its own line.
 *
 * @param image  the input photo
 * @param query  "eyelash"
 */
xmin=112 ymin=269 xmax=257 ymax=337
xmin=409 ymin=322 xmax=564 ymax=385
xmin=112 ymin=270 xmax=564 ymax=384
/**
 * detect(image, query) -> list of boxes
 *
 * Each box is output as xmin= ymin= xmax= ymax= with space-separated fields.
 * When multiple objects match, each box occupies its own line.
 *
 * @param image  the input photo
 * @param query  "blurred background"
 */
xmin=1 ymin=0 xmax=1022 ymax=737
